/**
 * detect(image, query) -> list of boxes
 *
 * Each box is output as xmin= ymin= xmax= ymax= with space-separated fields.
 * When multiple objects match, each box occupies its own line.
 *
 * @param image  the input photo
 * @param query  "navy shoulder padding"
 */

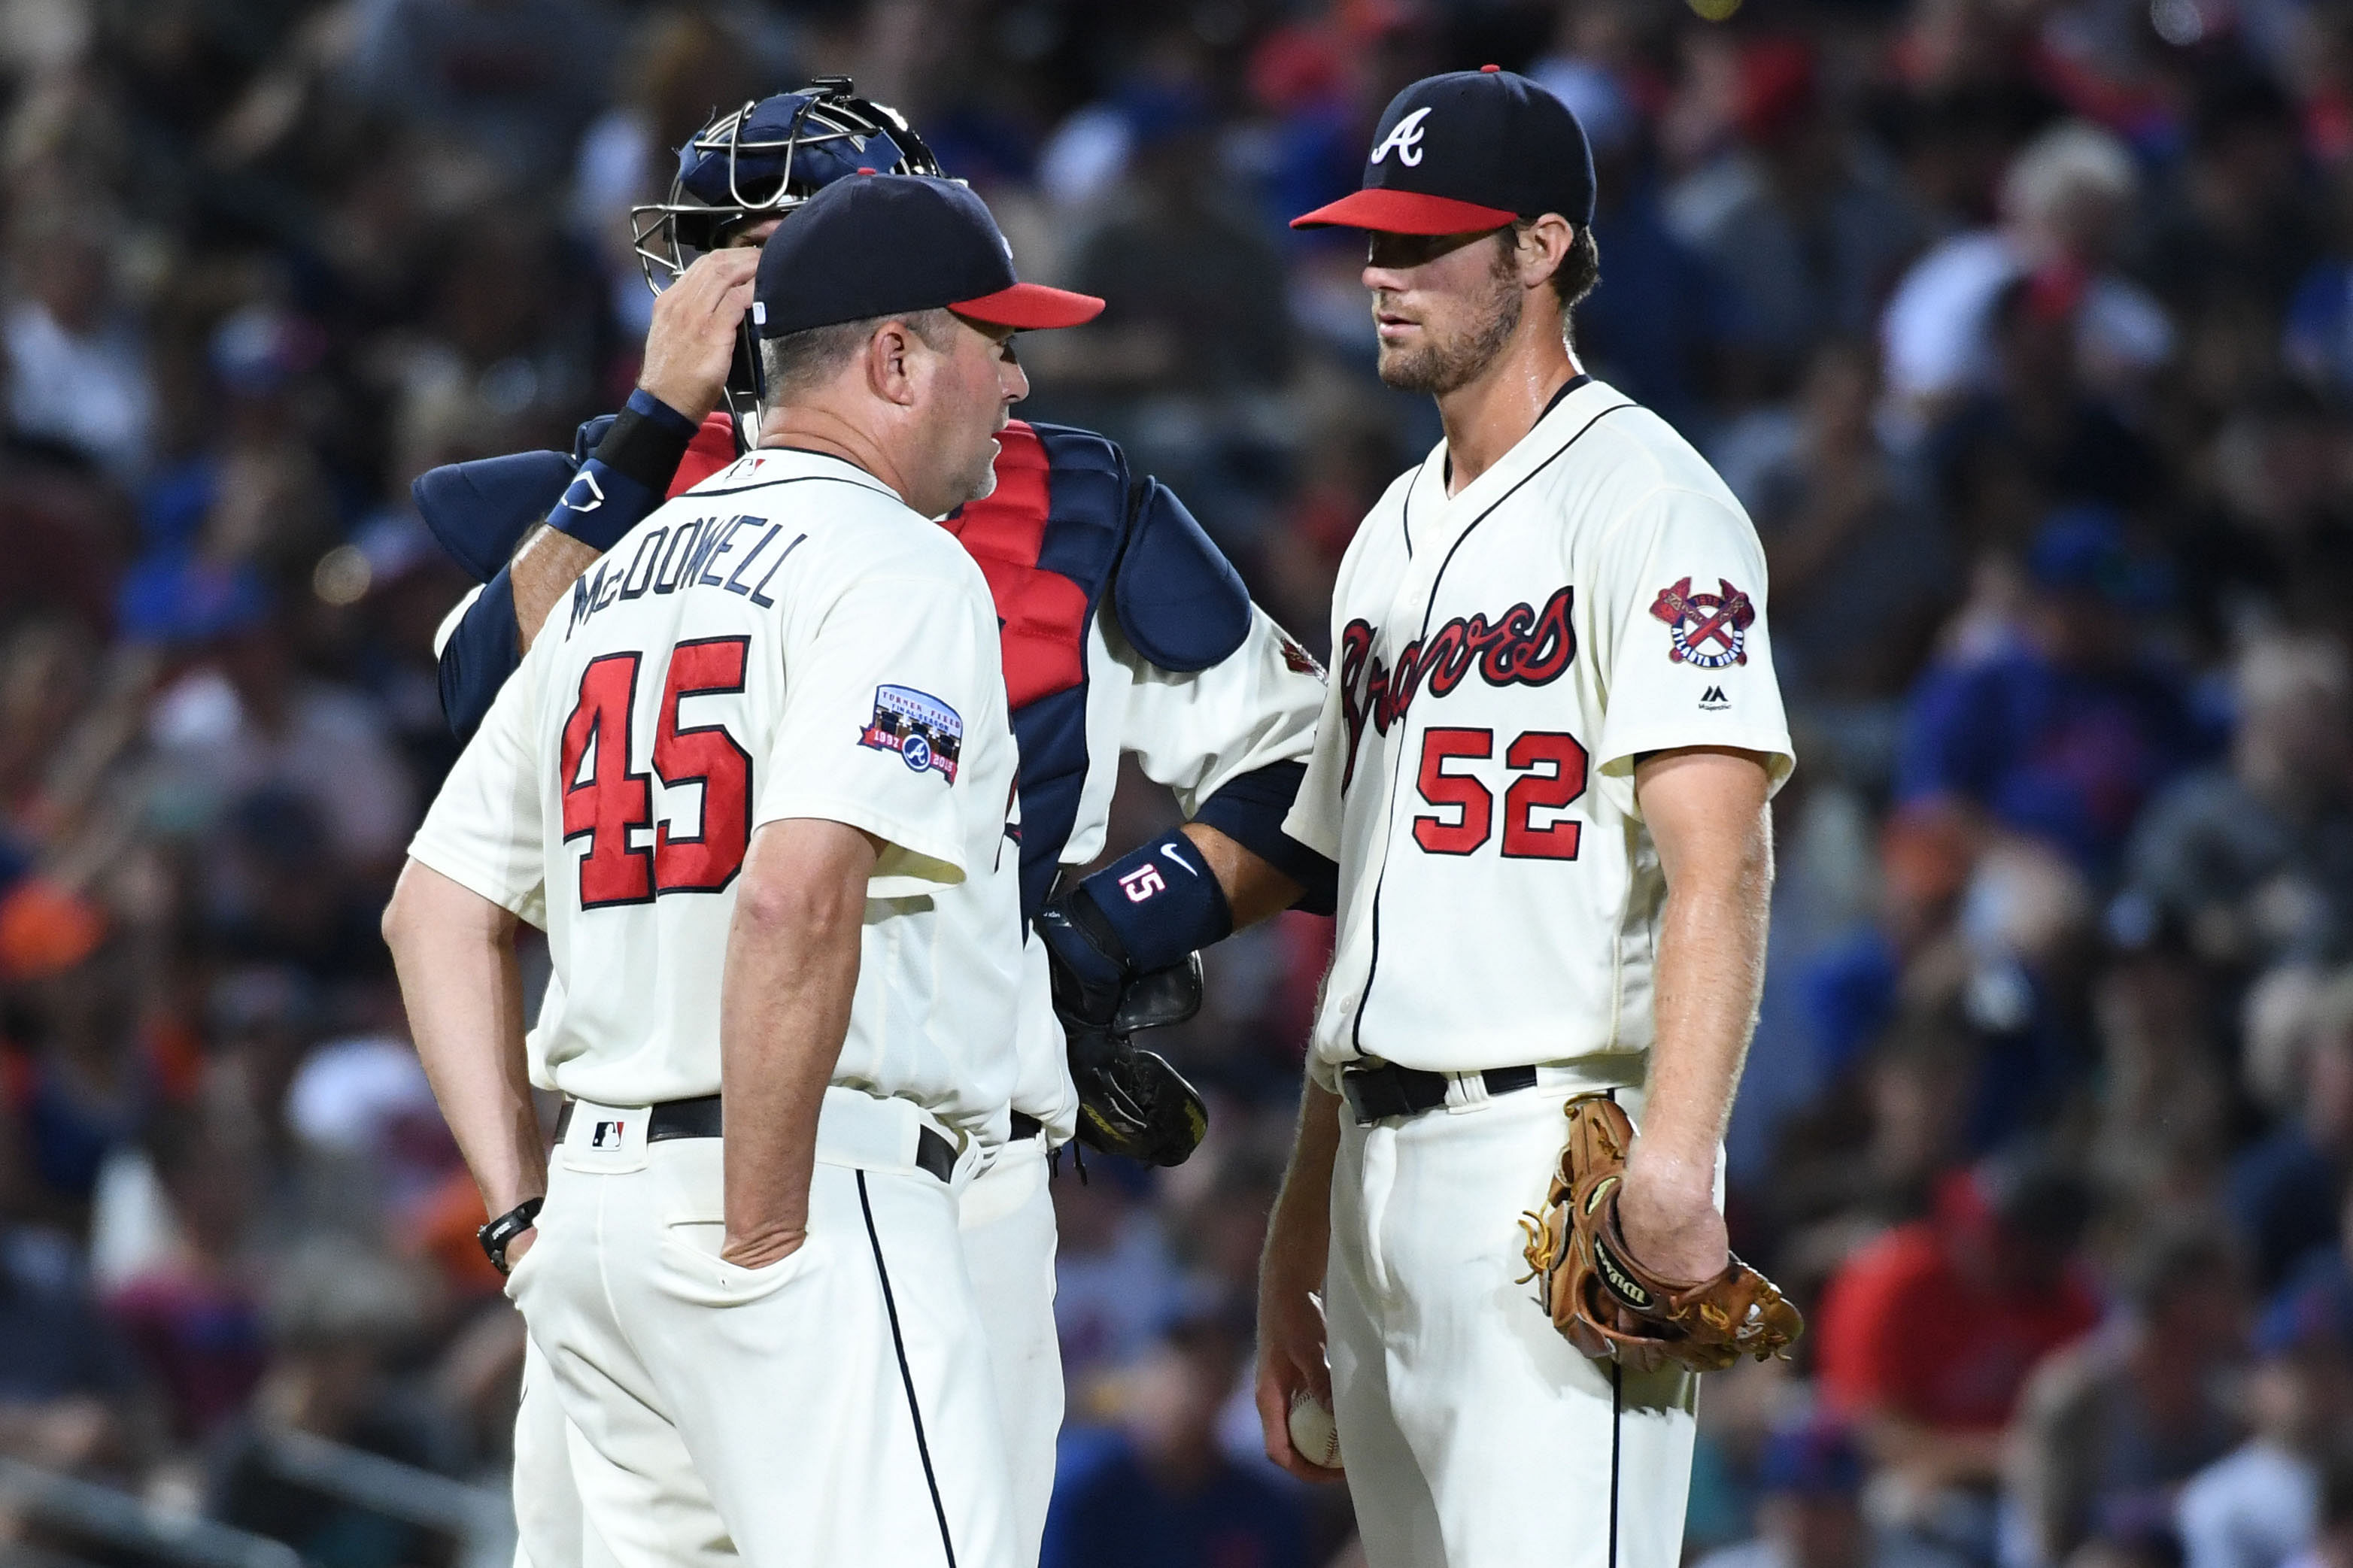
xmin=413 ymin=450 xmax=577 ymax=585
xmin=1110 ymin=478 xmax=1251 ymax=673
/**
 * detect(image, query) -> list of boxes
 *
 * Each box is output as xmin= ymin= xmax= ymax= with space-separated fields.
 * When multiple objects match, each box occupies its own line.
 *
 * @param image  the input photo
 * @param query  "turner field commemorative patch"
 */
xmin=858 ymin=684 xmax=963 ymax=782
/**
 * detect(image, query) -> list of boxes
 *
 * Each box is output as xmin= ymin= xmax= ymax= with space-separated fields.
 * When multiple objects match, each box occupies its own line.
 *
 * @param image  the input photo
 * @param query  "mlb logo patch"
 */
xmin=592 ymin=1120 xmax=626 ymax=1148
xmin=858 ymin=684 xmax=963 ymax=783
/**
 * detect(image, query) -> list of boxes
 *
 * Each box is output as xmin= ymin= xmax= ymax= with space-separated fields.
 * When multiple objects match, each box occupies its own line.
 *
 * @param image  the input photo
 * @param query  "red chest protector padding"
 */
xmin=665 ymin=413 xmax=745 ymax=499
xmin=937 ymin=422 xmax=1097 ymax=710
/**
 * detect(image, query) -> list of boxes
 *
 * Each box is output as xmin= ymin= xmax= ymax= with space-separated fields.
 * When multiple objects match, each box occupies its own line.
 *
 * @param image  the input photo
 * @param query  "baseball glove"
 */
xmin=1035 ymin=896 xmax=1210 ymax=1167
xmin=1519 ymin=1095 xmax=1802 ymax=1372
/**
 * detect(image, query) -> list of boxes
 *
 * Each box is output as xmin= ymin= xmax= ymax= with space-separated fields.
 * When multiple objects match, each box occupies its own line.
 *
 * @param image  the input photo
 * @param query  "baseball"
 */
xmin=1288 ymin=1391 xmax=1343 ymax=1469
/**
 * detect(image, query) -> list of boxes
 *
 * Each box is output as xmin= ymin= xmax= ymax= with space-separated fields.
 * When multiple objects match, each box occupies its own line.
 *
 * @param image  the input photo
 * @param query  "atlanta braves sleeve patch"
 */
xmin=859 ymin=684 xmax=963 ymax=782
xmin=1648 ymin=578 xmax=1754 ymax=669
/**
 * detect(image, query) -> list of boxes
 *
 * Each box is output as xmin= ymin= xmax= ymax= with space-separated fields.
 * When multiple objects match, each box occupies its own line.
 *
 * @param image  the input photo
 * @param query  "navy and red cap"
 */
xmin=1292 ymin=66 xmax=1597 ymax=235
xmin=754 ymin=173 xmax=1104 ymax=338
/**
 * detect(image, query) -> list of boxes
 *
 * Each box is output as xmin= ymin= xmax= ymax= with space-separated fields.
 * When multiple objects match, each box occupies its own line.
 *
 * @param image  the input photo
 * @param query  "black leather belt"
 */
xmin=1010 ymin=1112 xmax=1044 ymax=1142
xmin=1340 ymin=1063 xmax=1539 ymax=1125
xmin=553 ymin=1096 xmax=955 ymax=1183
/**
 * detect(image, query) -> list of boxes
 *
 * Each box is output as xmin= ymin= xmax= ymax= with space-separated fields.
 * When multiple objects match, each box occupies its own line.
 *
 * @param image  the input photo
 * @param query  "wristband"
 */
xmin=547 ymin=390 xmax=697 ymax=552
xmin=597 ymin=388 xmax=699 ymax=491
xmin=1076 ymin=828 xmax=1234 ymax=975
xmin=477 ymin=1196 xmax=544 ymax=1275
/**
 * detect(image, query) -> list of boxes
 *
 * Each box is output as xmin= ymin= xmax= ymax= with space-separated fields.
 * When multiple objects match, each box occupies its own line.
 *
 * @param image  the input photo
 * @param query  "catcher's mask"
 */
xmin=630 ymin=78 xmax=943 ymax=287
xmin=630 ymin=78 xmax=945 ymax=429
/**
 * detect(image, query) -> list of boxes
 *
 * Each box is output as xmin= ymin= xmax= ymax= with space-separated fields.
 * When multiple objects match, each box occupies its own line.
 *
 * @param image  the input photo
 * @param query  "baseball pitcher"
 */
xmin=1253 ymin=68 xmax=1801 ymax=1568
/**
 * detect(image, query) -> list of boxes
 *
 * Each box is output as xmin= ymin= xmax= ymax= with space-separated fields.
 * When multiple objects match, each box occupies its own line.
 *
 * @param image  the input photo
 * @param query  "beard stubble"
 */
xmin=1376 ymin=242 xmax=1526 ymax=396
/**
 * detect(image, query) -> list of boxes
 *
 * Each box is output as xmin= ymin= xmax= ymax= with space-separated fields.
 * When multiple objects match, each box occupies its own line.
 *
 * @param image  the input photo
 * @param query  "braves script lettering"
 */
xmin=1337 ymin=585 xmax=1576 ymax=788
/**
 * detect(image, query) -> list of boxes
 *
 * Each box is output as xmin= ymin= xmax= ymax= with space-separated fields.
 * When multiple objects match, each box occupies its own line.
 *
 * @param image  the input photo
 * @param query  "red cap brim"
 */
xmin=1289 ymin=187 xmax=1518 ymax=233
xmin=950 ymin=282 xmax=1106 ymax=329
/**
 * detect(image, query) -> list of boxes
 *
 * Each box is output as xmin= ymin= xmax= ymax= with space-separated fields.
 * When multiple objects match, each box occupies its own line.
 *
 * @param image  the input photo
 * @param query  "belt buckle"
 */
xmin=1341 ymin=1063 xmax=1404 ymax=1126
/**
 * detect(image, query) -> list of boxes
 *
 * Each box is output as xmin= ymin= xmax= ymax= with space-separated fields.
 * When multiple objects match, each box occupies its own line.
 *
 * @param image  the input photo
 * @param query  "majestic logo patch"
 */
xmin=1649 ymin=578 xmax=1754 ymax=670
xmin=1700 ymin=685 xmax=1730 ymax=711
xmin=859 ymin=685 xmax=963 ymax=782
xmin=1370 ymin=106 xmax=1433 ymax=166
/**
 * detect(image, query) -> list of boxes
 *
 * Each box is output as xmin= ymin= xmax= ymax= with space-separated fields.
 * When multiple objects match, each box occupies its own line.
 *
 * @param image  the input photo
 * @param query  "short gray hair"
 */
xmin=758 ymin=308 xmax=959 ymax=411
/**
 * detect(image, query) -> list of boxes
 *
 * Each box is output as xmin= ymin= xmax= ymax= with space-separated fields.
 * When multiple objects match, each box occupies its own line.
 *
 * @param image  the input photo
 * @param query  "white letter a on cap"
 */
xmin=1370 ymin=106 xmax=1432 ymax=167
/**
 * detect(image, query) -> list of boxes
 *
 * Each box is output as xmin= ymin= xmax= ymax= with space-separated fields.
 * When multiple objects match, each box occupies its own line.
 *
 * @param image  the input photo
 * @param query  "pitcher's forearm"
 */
xmin=1631 ymin=748 xmax=1774 ymax=1173
xmin=1644 ymin=854 xmax=1769 ymax=1166
xmin=1266 ymin=1079 xmax=1344 ymax=1269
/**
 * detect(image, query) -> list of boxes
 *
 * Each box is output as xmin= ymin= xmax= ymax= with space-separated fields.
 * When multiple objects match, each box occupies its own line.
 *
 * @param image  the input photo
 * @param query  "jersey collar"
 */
xmin=1410 ymin=374 xmax=1623 ymax=535
xmin=682 ymin=444 xmax=906 ymax=505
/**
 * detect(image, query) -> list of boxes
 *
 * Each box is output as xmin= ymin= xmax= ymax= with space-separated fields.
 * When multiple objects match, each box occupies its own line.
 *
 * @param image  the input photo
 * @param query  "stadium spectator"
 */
xmin=0 ymin=1219 xmax=139 ymax=1471
xmin=1895 ymin=507 xmax=2213 ymax=877
xmin=1880 ymin=120 xmax=2169 ymax=431
xmin=2007 ymin=1227 xmax=2248 ymax=1568
xmin=2175 ymin=1281 xmax=2353 ymax=1568
xmin=102 ymin=1113 xmax=266 ymax=1445
xmin=1043 ymin=1285 xmax=1309 ymax=1568
xmin=1665 ymin=40 xmax=1927 ymax=376
xmin=1711 ymin=338 xmax=1954 ymax=713
xmin=1815 ymin=1154 xmax=2100 ymax=1553
xmin=2230 ymin=987 xmax=2353 ymax=1291
xmin=2124 ymin=636 xmax=2353 ymax=971
xmin=1695 ymin=1416 xmax=1972 ymax=1568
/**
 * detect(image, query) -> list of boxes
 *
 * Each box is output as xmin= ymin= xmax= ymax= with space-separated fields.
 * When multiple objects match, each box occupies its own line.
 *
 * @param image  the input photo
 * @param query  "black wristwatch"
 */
xmin=478 ymin=1196 xmax=544 ymax=1275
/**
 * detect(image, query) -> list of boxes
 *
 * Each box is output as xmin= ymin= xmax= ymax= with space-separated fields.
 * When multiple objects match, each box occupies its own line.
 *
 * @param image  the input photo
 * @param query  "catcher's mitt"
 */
xmin=1036 ymin=894 xmax=1210 ymax=1167
xmin=1066 ymin=1021 xmax=1209 ymax=1167
xmin=1519 ymin=1095 xmax=1802 ymax=1372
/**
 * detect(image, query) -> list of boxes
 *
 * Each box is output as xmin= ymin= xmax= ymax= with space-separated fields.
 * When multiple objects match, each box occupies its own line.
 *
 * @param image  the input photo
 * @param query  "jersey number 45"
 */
xmin=561 ymin=638 xmax=753 ymax=906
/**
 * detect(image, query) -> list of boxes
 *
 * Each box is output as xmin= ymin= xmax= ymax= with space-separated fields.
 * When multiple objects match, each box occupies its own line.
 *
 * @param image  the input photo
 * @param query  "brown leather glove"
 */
xmin=1520 ymin=1095 xmax=1803 ymax=1372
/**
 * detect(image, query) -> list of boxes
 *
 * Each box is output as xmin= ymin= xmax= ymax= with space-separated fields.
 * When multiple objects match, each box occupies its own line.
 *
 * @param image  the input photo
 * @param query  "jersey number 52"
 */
xmin=1411 ymin=727 xmax=1587 ymax=860
xmin=560 ymin=638 xmax=753 ymax=906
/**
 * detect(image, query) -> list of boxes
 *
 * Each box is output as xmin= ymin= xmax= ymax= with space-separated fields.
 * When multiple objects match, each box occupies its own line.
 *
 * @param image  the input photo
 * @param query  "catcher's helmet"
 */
xmin=630 ymin=77 xmax=944 ymax=290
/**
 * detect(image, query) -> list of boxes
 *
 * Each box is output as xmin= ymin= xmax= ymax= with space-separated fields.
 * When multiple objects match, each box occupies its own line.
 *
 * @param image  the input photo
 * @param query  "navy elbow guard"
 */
xmin=1191 ymin=762 xmax=1338 ymax=915
xmin=547 ymin=389 xmax=700 ymax=553
xmin=439 ymin=571 xmax=522 ymax=741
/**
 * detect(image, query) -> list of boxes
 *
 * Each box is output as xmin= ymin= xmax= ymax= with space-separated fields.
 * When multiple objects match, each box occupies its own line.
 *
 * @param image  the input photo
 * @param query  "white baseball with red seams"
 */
xmin=1289 ymin=1390 xmax=1343 ymax=1469
xmin=1282 ymin=376 xmax=1795 ymax=1568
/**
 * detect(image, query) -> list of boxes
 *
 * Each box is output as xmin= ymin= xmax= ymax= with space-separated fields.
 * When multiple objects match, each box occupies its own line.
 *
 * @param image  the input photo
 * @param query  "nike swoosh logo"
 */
xmin=1161 ymin=845 xmax=1199 ymax=877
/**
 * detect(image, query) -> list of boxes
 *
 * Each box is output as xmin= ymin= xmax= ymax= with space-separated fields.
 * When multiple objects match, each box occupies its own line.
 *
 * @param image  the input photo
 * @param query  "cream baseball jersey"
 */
xmin=408 ymin=447 xmax=1024 ymax=1143
xmin=1284 ymin=378 xmax=1794 ymax=1086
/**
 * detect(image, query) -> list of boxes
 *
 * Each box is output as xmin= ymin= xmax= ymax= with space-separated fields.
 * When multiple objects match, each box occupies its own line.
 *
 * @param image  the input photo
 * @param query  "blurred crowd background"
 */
xmin=9 ymin=0 xmax=2353 ymax=1565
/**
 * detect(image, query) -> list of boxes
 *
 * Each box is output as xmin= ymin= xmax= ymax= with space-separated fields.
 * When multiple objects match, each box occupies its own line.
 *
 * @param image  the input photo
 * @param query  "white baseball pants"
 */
xmin=956 ymin=1130 xmax=1061 ymax=1567
xmin=506 ymin=1091 xmax=1017 ymax=1568
xmin=1324 ymin=1069 xmax=1699 ymax=1568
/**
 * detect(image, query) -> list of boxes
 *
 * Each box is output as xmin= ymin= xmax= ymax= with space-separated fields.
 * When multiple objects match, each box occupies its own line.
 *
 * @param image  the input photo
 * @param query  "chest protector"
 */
xmin=939 ymin=421 xmax=1249 ymax=919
